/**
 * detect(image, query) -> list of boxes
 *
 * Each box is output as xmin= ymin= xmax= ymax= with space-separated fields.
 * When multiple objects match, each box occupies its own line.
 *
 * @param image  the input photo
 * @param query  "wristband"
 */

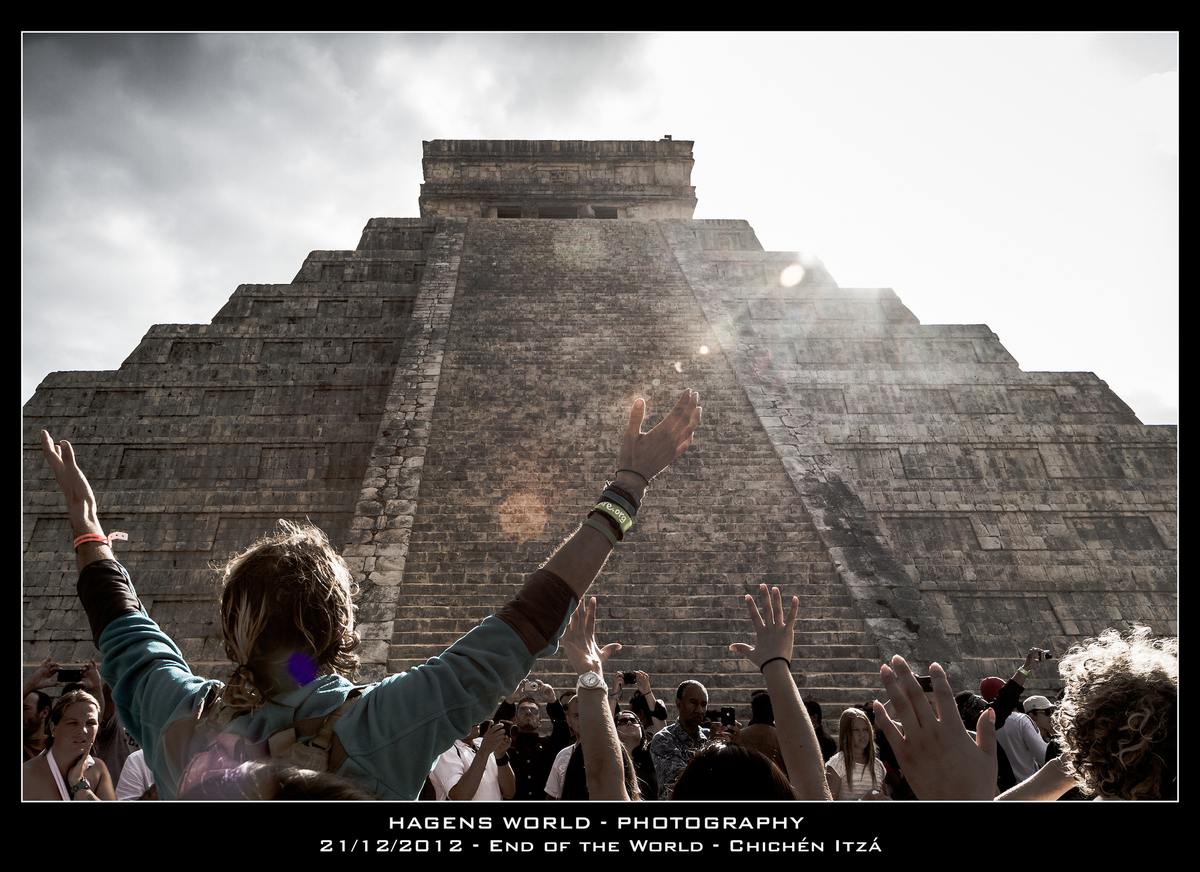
xmin=73 ymin=533 xmax=109 ymax=549
xmin=603 ymin=484 xmax=640 ymax=516
xmin=615 ymin=468 xmax=651 ymax=487
xmin=1018 ymin=666 xmax=1031 ymax=677
xmin=593 ymin=501 xmax=633 ymax=537
xmin=759 ymin=657 xmax=791 ymax=673
xmin=583 ymin=515 xmax=619 ymax=548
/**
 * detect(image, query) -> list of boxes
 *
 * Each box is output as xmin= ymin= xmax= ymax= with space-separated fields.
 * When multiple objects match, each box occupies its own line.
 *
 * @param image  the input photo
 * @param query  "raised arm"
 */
xmin=729 ymin=584 xmax=832 ymax=801
xmin=40 ymin=431 xmax=113 ymax=571
xmin=542 ymin=391 xmax=701 ymax=598
xmin=561 ymin=597 xmax=628 ymax=800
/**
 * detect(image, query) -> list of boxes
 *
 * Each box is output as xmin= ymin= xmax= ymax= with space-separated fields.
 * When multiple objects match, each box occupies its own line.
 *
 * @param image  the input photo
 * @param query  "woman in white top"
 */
xmin=825 ymin=708 xmax=889 ymax=800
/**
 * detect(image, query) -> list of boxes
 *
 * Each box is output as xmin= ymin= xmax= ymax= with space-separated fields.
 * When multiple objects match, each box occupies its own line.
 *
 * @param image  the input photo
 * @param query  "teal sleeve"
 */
xmin=336 ymin=610 xmax=573 ymax=799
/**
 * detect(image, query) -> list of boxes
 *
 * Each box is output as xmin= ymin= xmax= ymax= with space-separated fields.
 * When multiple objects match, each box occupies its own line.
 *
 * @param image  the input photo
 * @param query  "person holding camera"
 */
xmin=427 ymin=720 xmax=515 ymax=801
xmin=993 ymin=648 xmax=1053 ymax=782
xmin=507 ymin=689 xmax=573 ymax=800
xmin=612 ymin=670 xmax=667 ymax=735
xmin=22 ymin=657 xmax=59 ymax=762
xmin=38 ymin=390 xmax=701 ymax=800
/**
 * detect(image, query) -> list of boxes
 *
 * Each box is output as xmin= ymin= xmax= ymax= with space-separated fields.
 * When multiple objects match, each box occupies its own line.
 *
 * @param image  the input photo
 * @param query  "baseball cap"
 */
xmin=979 ymin=676 xmax=1005 ymax=702
xmin=1023 ymin=695 xmax=1054 ymax=713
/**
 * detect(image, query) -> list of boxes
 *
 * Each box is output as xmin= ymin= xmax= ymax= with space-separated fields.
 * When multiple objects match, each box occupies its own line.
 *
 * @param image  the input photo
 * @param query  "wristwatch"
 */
xmin=576 ymin=671 xmax=608 ymax=692
xmin=69 ymin=778 xmax=92 ymax=799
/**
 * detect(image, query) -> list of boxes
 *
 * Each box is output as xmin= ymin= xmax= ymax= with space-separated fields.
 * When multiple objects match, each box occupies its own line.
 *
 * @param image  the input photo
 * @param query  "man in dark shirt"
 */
xmin=507 ymin=696 xmax=573 ymax=800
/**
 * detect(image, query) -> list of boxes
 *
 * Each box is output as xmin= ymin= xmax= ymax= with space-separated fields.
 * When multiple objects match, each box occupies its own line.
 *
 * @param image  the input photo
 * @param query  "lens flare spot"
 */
xmin=699 ymin=345 xmax=709 ymax=355
xmin=287 ymin=651 xmax=319 ymax=686
xmin=780 ymin=264 xmax=806 ymax=287
xmin=673 ymin=361 xmax=683 ymax=373
xmin=497 ymin=491 xmax=549 ymax=543
xmin=652 ymin=378 xmax=660 ymax=387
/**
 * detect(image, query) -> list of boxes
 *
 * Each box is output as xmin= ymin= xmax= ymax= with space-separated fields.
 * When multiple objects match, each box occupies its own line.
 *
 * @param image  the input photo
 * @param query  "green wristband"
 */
xmin=594 ymin=501 xmax=633 ymax=536
xmin=601 ymin=488 xmax=638 ymax=519
xmin=583 ymin=515 xmax=619 ymax=548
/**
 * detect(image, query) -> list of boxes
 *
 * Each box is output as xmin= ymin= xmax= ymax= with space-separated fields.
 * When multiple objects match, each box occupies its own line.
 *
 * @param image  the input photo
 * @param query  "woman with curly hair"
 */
xmin=1053 ymin=625 xmax=1177 ymax=800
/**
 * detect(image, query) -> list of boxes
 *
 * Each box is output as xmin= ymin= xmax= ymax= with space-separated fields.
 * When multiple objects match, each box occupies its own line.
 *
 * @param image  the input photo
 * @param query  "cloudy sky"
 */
xmin=22 ymin=33 xmax=1178 ymax=423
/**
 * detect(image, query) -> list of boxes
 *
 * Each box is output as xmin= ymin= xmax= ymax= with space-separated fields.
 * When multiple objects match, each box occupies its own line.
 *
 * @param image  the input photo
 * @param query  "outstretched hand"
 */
xmin=617 ymin=390 xmax=702 ymax=484
xmin=561 ymin=596 xmax=621 ymax=677
xmin=39 ymin=431 xmax=103 ymax=536
xmin=729 ymin=584 xmax=799 ymax=669
xmin=871 ymin=657 xmax=997 ymax=800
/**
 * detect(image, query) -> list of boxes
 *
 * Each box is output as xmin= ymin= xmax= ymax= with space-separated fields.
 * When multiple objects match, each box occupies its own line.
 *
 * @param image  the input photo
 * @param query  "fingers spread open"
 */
xmin=585 ymin=596 xmax=598 ymax=639
xmin=771 ymin=586 xmax=784 ymax=626
xmin=599 ymin=642 xmax=622 ymax=663
xmin=729 ymin=643 xmax=755 ymax=656
xmin=786 ymin=595 xmax=799 ymax=627
xmin=871 ymin=699 xmax=906 ymax=751
xmin=879 ymin=663 xmax=915 ymax=731
xmin=60 ymin=440 xmax=78 ymax=469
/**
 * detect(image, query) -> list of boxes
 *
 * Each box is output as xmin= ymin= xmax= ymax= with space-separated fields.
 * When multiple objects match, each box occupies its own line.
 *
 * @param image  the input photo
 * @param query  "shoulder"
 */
xmin=827 ymin=752 xmax=845 ymax=774
xmin=553 ymin=744 xmax=575 ymax=767
xmin=87 ymin=757 xmax=111 ymax=780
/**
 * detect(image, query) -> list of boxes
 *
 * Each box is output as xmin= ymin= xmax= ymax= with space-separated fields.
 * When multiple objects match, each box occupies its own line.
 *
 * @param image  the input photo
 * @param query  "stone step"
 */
xmin=388 ymin=591 xmax=854 ymax=607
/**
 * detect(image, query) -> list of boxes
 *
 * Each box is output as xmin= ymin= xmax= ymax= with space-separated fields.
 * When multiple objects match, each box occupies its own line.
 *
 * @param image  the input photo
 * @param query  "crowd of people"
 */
xmin=24 ymin=388 xmax=1177 ymax=801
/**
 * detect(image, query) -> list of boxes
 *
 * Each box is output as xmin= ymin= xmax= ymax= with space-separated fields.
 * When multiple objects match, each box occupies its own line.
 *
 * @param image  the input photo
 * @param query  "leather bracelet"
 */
xmin=759 ymin=656 xmax=791 ymax=673
xmin=601 ymin=488 xmax=638 ymax=519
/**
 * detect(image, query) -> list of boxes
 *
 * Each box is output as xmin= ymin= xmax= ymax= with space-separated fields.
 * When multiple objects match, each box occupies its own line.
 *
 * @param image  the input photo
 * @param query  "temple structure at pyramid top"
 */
xmin=419 ymin=138 xmax=698 ymax=219
xmin=23 ymin=138 xmax=1176 ymax=724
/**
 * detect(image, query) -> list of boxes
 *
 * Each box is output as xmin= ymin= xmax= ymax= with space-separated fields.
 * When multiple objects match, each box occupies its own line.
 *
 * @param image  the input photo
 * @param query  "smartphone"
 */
xmin=476 ymin=720 xmax=493 ymax=735
xmin=916 ymin=675 xmax=934 ymax=693
xmin=621 ymin=671 xmax=638 ymax=685
xmin=720 ymin=706 xmax=736 ymax=727
xmin=57 ymin=667 xmax=84 ymax=683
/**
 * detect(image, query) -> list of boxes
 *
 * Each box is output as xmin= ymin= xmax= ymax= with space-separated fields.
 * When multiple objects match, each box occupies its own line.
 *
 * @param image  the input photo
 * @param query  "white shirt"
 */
xmin=115 ymin=748 xmax=155 ymax=800
xmin=826 ymin=751 xmax=886 ymax=800
xmin=428 ymin=739 xmax=503 ymax=801
xmin=544 ymin=743 xmax=576 ymax=799
xmin=996 ymin=712 xmax=1049 ymax=782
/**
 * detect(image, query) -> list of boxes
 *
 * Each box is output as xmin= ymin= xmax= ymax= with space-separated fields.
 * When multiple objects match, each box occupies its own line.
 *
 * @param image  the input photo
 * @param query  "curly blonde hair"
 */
xmin=1054 ymin=626 xmax=1176 ymax=800
xmin=218 ymin=521 xmax=359 ymax=711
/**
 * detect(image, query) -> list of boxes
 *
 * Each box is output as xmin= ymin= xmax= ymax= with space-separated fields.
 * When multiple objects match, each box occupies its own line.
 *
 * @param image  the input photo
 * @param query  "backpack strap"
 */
xmin=266 ymin=689 xmax=361 ymax=772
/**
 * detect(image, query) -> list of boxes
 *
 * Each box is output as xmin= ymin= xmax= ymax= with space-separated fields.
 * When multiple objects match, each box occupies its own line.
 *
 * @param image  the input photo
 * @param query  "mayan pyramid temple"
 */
xmin=23 ymin=139 xmax=1177 ymax=720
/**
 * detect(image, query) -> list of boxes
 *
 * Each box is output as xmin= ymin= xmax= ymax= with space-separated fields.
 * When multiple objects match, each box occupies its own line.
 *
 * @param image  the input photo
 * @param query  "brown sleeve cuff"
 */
xmin=77 ymin=559 xmax=145 ymax=645
xmin=495 ymin=568 xmax=576 ymax=655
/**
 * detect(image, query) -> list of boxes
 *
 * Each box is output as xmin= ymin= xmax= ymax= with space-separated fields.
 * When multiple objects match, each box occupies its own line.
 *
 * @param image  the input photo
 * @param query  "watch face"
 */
xmin=578 ymin=672 xmax=603 ymax=689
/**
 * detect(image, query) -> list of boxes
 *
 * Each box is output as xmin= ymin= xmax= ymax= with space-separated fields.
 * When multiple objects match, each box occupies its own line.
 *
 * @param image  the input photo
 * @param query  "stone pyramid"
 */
xmin=23 ymin=139 xmax=1177 ymax=723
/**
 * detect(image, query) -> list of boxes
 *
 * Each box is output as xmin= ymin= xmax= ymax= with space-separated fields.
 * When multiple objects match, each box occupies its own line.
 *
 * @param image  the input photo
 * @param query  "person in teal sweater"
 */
xmin=37 ymin=390 xmax=701 ymax=800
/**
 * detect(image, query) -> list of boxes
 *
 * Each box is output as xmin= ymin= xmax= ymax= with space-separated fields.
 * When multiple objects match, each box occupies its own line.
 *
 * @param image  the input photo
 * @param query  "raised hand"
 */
xmin=871 ymin=656 xmax=997 ymax=801
xmin=617 ymin=390 xmax=702 ymax=484
xmin=634 ymin=670 xmax=652 ymax=696
xmin=478 ymin=722 xmax=509 ymax=758
xmin=729 ymin=584 xmax=799 ymax=669
xmin=81 ymin=661 xmax=103 ymax=697
xmin=39 ymin=431 xmax=103 ymax=537
xmin=26 ymin=657 xmax=62 ymax=691
xmin=561 ymin=597 xmax=621 ymax=678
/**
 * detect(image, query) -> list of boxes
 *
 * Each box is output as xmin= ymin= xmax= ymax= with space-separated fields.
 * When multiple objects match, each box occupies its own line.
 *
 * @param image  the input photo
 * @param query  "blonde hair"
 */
xmin=836 ymin=707 xmax=878 ymax=792
xmin=1054 ymin=626 xmax=1176 ymax=800
xmin=218 ymin=520 xmax=359 ymax=712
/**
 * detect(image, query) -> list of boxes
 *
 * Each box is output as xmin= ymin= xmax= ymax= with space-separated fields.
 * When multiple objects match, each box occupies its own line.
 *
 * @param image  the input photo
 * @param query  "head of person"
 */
xmin=45 ymin=690 xmax=101 ymax=755
xmin=671 ymin=743 xmax=793 ymax=800
xmin=749 ymin=690 xmax=774 ymax=726
xmin=956 ymin=691 xmax=989 ymax=731
xmin=837 ymin=708 xmax=878 ymax=791
xmin=514 ymin=697 xmax=541 ymax=734
xmin=219 ymin=520 xmax=360 ymax=709
xmin=1055 ymin=626 xmax=1177 ymax=800
xmin=24 ymin=691 xmax=52 ymax=738
xmin=1022 ymin=695 xmax=1056 ymax=740
xmin=675 ymin=680 xmax=708 ymax=733
xmin=979 ymin=676 xmax=1005 ymax=703
xmin=615 ymin=709 xmax=644 ymax=752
